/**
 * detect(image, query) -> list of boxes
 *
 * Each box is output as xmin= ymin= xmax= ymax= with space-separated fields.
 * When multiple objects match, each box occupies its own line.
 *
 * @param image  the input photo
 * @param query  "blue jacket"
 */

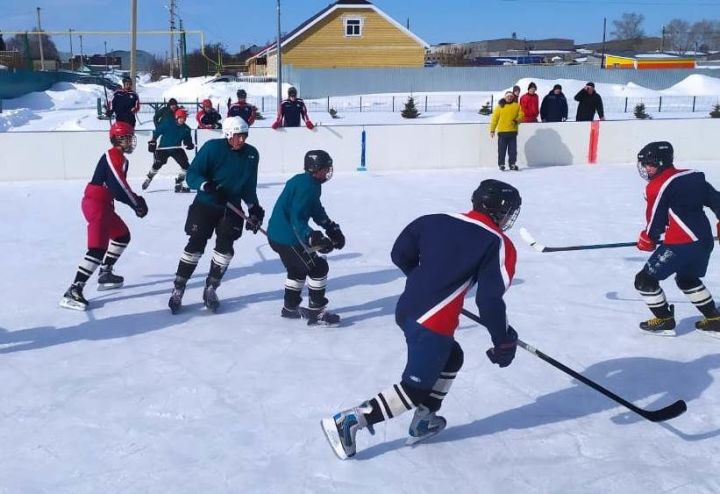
xmin=276 ymin=98 xmax=309 ymax=127
xmin=186 ymin=139 xmax=260 ymax=209
xmin=87 ymin=147 xmax=140 ymax=209
xmin=267 ymin=172 xmax=330 ymax=246
xmin=540 ymin=90 xmax=568 ymax=122
xmin=109 ymin=89 xmax=140 ymax=126
xmin=392 ymin=210 xmax=517 ymax=345
xmin=152 ymin=119 xmax=193 ymax=148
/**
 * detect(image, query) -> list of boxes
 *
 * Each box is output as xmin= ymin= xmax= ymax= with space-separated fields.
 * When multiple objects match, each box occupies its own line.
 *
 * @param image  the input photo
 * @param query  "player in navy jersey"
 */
xmin=227 ymin=89 xmax=257 ymax=126
xmin=107 ymin=76 xmax=140 ymax=127
xmin=634 ymin=141 xmax=720 ymax=335
xmin=271 ymin=87 xmax=314 ymax=129
xmin=321 ymin=180 xmax=522 ymax=459
xmin=60 ymin=122 xmax=148 ymax=311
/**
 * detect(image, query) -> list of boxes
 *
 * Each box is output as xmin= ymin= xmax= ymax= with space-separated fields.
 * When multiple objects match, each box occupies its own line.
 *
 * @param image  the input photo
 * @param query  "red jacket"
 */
xmin=519 ymin=93 xmax=539 ymax=123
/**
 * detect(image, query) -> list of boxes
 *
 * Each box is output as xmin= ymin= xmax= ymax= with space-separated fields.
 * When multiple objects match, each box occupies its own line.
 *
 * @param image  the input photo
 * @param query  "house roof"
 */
xmin=605 ymin=51 xmax=696 ymax=60
xmin=248 ymin=0 xmax=428 ymax=61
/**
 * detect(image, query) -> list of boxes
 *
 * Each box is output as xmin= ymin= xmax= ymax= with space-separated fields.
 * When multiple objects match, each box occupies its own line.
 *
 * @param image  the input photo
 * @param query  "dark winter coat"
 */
xmin=574 ymin=88 xmax=604 ymax=121
xmin=267 ymin=172 xmax=330 ymax=246
xmin=540 ymin=90 xmax=569 ymax=122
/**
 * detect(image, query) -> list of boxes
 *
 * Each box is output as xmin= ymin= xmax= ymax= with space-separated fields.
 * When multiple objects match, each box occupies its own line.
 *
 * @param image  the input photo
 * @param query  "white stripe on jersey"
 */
xmin=668 ymin=208 xmax=699 ymax=242
xmin=417 ymin=277 xmax=474 ymax=325
xmin=447 ymin=213 xmax=510 ymax=290
xmin=106 ymin=151 xmax=137 ymax=207
xmin=646 ymin=170 xmax=695 ymax=235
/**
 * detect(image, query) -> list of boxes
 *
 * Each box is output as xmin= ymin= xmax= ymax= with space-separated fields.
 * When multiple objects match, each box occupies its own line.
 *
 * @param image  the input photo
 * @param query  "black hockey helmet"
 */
xmin=122 ymin=75 xmax=132 ymax=84
xmin=288 ymin=86 xmax=298 ymax=97
xmin=472 ymin=179 xmax=521 ymax=231
xmin=237 ymin=89 xmax=247 ymax=99
xmin=304 ymin=150 xmax=334 ymax=182
xmin=637 ymin=141 xmax=674 ymax=180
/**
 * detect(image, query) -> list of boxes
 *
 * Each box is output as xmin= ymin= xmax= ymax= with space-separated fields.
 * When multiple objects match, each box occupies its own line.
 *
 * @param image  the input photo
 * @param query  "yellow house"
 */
xmin=604 ymin=52 xmax=696 ymax=70
xmin=247 ymin=0 xmax=428 ymax=76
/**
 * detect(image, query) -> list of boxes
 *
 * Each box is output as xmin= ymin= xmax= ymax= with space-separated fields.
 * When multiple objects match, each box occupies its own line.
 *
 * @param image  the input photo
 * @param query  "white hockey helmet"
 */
xmin=223 ymin=116 xmax=249 ymax=138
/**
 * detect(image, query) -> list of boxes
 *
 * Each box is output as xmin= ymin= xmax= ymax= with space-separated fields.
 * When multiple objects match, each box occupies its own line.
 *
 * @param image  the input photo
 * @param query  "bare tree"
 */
xmin=611 ymin=12 xmax=645 ymax=40
xmin=6 ymin=30 xmax=58 ymax=59
xmin=665 ymin=19 xmax=693 ymax=53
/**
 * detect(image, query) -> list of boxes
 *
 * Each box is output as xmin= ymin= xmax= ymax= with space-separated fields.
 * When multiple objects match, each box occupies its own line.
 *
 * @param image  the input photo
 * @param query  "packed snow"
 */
xmin=1 ymin=159 xmax=720 ymax=492
xmin=2 ymin=73 xmax=720 ymax=132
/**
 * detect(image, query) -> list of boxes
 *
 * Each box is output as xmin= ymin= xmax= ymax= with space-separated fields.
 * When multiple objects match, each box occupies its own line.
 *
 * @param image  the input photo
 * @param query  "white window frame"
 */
xmin=343 ymin=17 xmax=363 ymax=37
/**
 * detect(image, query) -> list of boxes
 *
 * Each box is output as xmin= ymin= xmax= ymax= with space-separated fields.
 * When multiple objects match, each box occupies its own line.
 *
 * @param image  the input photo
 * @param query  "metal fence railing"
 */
xmin=97 ymin=94 xmax=720 ymax=122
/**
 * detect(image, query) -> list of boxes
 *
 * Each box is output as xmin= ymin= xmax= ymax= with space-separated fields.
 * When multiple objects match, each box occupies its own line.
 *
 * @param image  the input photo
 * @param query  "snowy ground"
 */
xmin=1 ymin=74 xmax=720 ymax=132
xmin=2 ymin=162 xmax=720 ymax=493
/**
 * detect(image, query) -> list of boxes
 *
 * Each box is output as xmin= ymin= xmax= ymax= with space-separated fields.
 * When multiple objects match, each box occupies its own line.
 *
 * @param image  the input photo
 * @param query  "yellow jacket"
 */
xmin=490 ymin=101 xmax=524 ymax=133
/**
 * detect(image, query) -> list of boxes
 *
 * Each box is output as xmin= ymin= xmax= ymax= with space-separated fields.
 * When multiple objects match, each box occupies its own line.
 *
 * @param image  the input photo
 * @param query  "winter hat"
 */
xmin=586 ymin=82 xmax=595 ymax=88
xmin=553 ymin=84 xmax=562 ymax=91
xmin=528 ymin=82 xmax=537 ymax=90
xmin=512 ymin=85 xmax=521 ymax=93
xmin=168 ymin=98 xmax=178 ymax=106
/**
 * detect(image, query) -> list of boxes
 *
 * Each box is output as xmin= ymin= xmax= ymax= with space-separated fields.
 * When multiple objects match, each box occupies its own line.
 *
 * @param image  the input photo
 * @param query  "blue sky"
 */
xmin=3 ymin=0 xmax=720 ymax=56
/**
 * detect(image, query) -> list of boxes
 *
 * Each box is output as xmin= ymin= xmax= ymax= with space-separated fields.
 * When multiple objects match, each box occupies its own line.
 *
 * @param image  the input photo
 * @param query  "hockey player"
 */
xmin=634 ymin=141 xmax=720 ymax=335
xmin=153 ymin=98 xmax=179 ymax=129
xmin=321 ymin=180 xmax=521 ymax=459
xmin=143 ymin=108 xmax=195 ymax=193
xmin=266 ymin=150 xmax=344 ymax=326
xmin=60 ymin=121 xmax=148 ymax=311
xmin=196 ymin=99 xmax=222 ymax=129
xmin=167 ymin=116 xmax=264 ymax=313
xmin=227 ymin=89 xmax=257 ymax=126
xmin=106 ymin=76 xmax=140 ymax=127
xmin=271 ymin=87 xmax=314 ymax=129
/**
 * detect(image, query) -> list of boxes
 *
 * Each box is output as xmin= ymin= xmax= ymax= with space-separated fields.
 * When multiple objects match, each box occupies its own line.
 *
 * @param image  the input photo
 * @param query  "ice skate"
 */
xmin=696 ymin=315 xmax=720 ymax=338
xmin=304 ymin=306 xmax=340 ymax=327
xmin=59 ymin=282 xmax=88 ymax=311
xmin=281 ymin=305 xmax=302 ymax=319
xmin=203 ymin=278 xmax=220 ymax=312
xmin=406 ymin=405 xmax=447 ymax=446
xmin=639 ymin=305 xmax=676 ymax=336
xmin=498 ymin=164 xmax=506 ymax=171
xmin=174 ymin=174 xmax=191 ymax=193
xmin=320 ymin=402 xmax=374 ymax=460
xmin=509 ymin=164 xmax=519 ymax=171
xmin=168 ymin=277 xmax=187 ymax=314
xmin=97 ymin=266 xmax=124 ymax=290
xmin=141 ymin=171 xmax=156 ymax=190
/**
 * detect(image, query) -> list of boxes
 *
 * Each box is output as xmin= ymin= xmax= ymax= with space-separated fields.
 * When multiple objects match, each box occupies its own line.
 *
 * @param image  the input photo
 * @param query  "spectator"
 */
xmin=512 ymin=85 xmax=521 ymax=103
xmin=519 ymin=82 xmax=539 ymax=123
xmin=574 ymin=82 xmax=605 ymax=121
xmin=0 ymin=34 xmax=6 ymax=52
xmin=490 ymin=91 xmax=524 ymax=171
xmin=227 ymin=89 xmax=258 ymax=126
xmin=106 ymin=76 xmax=140 ymax=128
xmin=196 ymin=99 xmax=222 ymax=129
xmin=153 ymin=98 xmax=178 ymax=129
xmin=272 ymin=87 xmax=314 ymax=129
xmin=540 ymin=84 xmax=569 ymax=123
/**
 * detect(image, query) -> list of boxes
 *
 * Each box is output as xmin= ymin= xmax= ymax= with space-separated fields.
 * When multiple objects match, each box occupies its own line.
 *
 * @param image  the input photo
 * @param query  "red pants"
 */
xmin=82 ymin=184 xmax=129 ymax=249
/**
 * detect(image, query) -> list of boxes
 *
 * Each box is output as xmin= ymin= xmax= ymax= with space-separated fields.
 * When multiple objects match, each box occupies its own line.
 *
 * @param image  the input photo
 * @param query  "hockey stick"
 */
xmin=519 ymin=227 xmax=635 ymax=252
xmin=460 ymin=309 xmax=687 ymax=422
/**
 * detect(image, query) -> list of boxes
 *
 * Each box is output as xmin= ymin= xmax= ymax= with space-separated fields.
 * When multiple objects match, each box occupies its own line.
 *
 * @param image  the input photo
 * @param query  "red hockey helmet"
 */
xmin=202 ymin=98 xmax=212 ymax=108
xmin=109 ymin=121 xmax=136 ymax=153
xmin=175 ymin=108 xmax=188 ymax=120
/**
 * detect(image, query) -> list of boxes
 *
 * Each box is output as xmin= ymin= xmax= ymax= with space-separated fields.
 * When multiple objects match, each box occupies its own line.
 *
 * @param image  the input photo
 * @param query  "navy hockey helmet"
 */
xmin=288 ymin=86 xmax=298 ymax=97
xmin=637 ymin=141 xmax=674 ymax=180
xmin=472 ymin=179 xmax=522 ymax=231
xmin=304 ymin=150 xmax=334 ymax=182
xmin=237 ymin=89 xmax=247 ymax=99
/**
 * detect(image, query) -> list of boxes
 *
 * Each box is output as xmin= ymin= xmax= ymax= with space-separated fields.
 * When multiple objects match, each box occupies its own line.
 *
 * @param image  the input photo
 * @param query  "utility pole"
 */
xmin=130 ymin=0 xmax=137 ymax=88
xmin=276 ymin=0 xmax=282 ymax=116
xmin=660 ymin=25 xmax=665 ymax=52
xmin=36 ymin=7 xmax=45 ymax=70
xmin=80 ymin=34 xmax=84 ymax=66
xmin=104 ymin=41 xmax=108 ymax=71
xmin=69 ymin=29 xmax=74 ymax=70
xmin=178 ymin=18 xmax=184 ymax=79
xmin=600 ymin=17 xmax=607 ymax=69
xmin=169 ymin=0 xmax=176 ymax=78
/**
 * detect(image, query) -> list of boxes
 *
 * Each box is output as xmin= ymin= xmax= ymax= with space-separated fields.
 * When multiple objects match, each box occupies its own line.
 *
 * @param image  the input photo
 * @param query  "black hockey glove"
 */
xmin=134 ymin=196 xmax=149 ymax=218
xmin=186 ymin=142 xmax=195 ymax=150
xmin=486 ymin=326 xmax=518 ymax=368
xmin=324 ymin=222 xmax=345 ymax=250
xmin=203 ymin=181 xmax=227 ymax=205
xmin=245 ymin=204 xmax=265 ymax=234
xmin=308 ymin=230 xmax=334 ymax=254
xmin=148 ymin=140 xmax=157 ymax=153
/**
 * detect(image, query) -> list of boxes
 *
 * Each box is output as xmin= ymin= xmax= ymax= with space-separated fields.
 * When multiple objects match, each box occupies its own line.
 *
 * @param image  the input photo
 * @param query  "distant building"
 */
xmin=604 ymin=52 xmax=696 ymax=70
xmin=247 ymin=0 xmax=428 ymax=75
xmin=427 ymin=38 xmax=577 ymax=66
